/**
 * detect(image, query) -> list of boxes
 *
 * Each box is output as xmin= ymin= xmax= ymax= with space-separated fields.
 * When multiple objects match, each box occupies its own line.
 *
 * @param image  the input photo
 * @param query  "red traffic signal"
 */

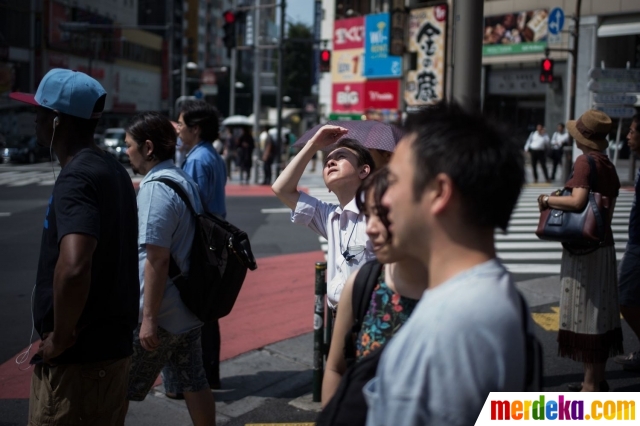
xmin=223 ymin=10 xmax=236 ymax=24
xmin=540 ymin=58 xmax=554 ymax=83
xmin=320 ymin=49 xmax=331 ymax=73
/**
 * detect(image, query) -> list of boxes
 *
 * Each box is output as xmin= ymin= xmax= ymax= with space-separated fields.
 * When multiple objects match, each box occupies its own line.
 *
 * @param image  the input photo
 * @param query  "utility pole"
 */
xmin=451 ymin=0 xmax=484 ymax=112
xmin=167 ymin=0 xmax=175 ymax=118
xmin=545 ymin=0 xmax=582 ymax=182
xmin=275 ymin=0 xmax=286 ymax=177
xmin=229 ymin=0 xmax=237 ymax=116
xmin=253 ymin=0 xmax=261 ymax=184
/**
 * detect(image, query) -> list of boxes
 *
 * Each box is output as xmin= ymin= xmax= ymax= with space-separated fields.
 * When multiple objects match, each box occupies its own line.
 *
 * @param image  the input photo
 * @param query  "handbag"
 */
xmin=535 ymin=155 xmax=611 ymax=250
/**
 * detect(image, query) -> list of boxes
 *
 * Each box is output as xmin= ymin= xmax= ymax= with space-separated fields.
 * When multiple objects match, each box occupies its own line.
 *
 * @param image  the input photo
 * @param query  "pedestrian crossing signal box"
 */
xmin=223 ymin=10 xmax=236 ymax=55
xmin=540 ymin=58 xmax=554 ymax=83
xmin=320 ymin=50 xmax=331 ymax=73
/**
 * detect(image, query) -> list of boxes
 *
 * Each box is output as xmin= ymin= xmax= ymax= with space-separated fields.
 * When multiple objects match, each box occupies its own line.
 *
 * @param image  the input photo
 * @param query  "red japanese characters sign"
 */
xmin=333 ymin=17 xmax=365 ymax=51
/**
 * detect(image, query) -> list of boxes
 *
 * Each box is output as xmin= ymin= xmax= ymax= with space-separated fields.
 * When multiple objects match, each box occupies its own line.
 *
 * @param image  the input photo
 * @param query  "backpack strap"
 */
xmin=344 ymin=260 xmax=383 ymax=366
xmin=147 ymin=177 xmax=197 ymax=284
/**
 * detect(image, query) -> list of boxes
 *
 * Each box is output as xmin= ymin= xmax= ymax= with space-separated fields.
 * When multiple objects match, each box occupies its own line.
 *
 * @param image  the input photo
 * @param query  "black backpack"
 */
xmin=317 ymin=260 xmax=383 ymax=426
xmin=151 ymin=178 xmax=258 ymax=321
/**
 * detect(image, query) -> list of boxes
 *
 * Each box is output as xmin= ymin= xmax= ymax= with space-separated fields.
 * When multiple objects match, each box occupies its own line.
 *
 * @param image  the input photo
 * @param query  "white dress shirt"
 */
xmin=551 ymin=131 xmax=569 ymax=150
xmin=524 ymin=131 xmax=550 ymax=151
xmin=292 ymin=191 xmax=375 ymax=309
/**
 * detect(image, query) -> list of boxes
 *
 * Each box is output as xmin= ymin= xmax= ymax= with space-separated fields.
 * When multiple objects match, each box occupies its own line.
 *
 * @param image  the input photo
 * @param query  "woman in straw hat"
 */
xmin=537 ymin=110 xmax=623 ymax=392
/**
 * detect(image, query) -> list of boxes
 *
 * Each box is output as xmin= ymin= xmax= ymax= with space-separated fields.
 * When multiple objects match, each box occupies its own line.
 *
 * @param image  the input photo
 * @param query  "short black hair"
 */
xmin=126 ymin=112 xmax=177 ymax=162
xmin=328 ymin=138 xmax=376 ymax=173
xmin=61 ymin=94 xmax=106 ymax=138
xmin=356 ymin=167 xmax=391 ymax=239
xmin=632 ymin=114 xmax=639 ymax=126
xmin=180 ymin=100 xmax=220 ymax=141
xmin=404 ymin=102 xmax=524 ymax=231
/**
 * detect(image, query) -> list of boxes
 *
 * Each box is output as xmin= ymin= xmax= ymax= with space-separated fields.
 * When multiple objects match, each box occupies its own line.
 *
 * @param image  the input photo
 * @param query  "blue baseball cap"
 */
xmin=10 ymin=68 xmax=106 ymax=119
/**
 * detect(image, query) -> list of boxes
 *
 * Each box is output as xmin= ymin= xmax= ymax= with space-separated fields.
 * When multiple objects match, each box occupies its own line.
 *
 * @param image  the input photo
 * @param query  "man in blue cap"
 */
xmin=11 ymin=69 xmax=139 ymax=425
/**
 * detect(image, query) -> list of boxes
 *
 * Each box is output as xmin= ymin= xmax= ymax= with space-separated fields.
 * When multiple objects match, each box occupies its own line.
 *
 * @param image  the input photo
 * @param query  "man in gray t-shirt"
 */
xmin=365 ymin=103 xmax=530 ymax=426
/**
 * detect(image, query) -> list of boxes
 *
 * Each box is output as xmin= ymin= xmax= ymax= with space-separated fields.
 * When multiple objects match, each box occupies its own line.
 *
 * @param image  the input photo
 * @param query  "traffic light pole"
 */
xmin=253 ymin=0 xmax=261 ymax=183
xmin=229 ymin=0 xmax=238 ymax=116
xmin=275 ymin=0 xmax=286 ymax=177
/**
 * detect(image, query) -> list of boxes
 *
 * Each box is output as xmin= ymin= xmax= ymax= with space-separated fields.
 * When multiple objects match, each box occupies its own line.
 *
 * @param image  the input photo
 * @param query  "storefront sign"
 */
xmin=364 ymin=79 xmax=400 ymax=110
xmin=483 ymin=10 xmax=548 ymax=56
xmin=487 ymin=69 xmax=547 ymax=95
xmin=404 ymin=4 xmax=448 ymax=108
xmin=333 ymin=17 xmax=365 ymax=50
xmin=332 ymin=82 xmax=365 ymax=113
xmin=364 ymin=13 xmax=402 ymax=79
xmin=331 ymin=48 xmax=365 ymax=83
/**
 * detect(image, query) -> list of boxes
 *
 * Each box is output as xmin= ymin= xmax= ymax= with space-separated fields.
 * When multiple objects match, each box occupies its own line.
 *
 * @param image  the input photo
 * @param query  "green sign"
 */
xmin=483 ymin=41 xmax=546 ymax=56
xmin=329 ymin=113 xmax=363 ymax=121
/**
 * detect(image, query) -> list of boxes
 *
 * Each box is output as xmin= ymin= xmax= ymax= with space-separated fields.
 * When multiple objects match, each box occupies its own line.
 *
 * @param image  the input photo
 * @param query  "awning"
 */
xmin=598 ymin=15 xmax=640 ymax=37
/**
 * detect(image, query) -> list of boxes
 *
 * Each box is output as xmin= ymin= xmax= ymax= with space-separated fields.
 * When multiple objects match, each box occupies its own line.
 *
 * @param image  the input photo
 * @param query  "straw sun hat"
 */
xmin=566 ymin=109 xmax=612 ymax=151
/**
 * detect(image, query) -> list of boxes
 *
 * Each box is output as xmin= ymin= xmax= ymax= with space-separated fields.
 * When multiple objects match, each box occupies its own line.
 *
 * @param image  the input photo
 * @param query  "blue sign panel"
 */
xmin=364 ymin=13 xmax=402 ymax=79
xmin=548 ymin=7 xmax=564 ymax=36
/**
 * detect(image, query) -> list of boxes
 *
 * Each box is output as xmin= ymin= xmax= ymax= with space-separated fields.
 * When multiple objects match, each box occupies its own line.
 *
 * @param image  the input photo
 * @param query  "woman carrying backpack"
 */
xmin=319 ymin=168 xmax=428 ymax=424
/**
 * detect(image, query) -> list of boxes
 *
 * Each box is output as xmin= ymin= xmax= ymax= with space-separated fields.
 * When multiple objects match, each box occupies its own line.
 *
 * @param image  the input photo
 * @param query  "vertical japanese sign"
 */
xmin=332 ymin=17 xmax=365 ymax=113
xmin=364 ymin=13 xmax=402 ymax=79
xmin=404 ymin=4 xmax=448 ymax=108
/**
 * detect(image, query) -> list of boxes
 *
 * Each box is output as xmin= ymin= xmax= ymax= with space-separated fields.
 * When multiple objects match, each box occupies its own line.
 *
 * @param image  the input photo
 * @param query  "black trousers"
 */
xmin=201 ymin=319 xmax=221 ymax=387
xmin=550 ymin=149 xmax=563 ymax=180
xmin=530 ymin=149 xmax=549 ymax=182
xmin=262 ymin=160 xmax=273 ymax=185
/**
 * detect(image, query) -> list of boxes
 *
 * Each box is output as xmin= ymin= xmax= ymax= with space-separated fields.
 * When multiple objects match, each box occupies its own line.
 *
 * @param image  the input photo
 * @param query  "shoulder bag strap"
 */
xmin=147 ymin=177 xmax=198 ymax=282
xmin=585 ymin=155 xmax=606 ymax=239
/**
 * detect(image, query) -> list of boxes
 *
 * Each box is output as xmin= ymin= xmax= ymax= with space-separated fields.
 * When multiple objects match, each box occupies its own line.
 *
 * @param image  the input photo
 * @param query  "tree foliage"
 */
xmin=282 ymin=21 xmax=313 ymax=107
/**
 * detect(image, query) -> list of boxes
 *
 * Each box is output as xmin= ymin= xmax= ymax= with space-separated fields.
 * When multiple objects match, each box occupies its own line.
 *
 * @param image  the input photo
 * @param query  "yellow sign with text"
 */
xmin=331 ymin=48 xmax=366 ymax=84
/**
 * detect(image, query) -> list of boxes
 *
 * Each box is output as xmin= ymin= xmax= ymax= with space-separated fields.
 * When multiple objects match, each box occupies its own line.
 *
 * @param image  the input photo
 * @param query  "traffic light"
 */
xmin=223 ymin=10 xmax=236 ymax=54
xmin=319 ymin=49 xmax=331 ymax=73
xmin=540 ymin=58 xmax=554 ymax=83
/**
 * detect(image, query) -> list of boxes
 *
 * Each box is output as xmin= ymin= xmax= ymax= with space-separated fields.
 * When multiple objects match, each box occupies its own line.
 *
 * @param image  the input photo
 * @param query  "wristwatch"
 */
xmin=543 ymin=195 xmax=549 ymax=208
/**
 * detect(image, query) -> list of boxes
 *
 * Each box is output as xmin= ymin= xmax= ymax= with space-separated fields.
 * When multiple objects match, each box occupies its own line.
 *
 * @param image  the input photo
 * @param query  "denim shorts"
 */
xmin=618 ymin=244 xmax=640 ymax=308
xmin=127 ymin=325 xmax=208 ymax=401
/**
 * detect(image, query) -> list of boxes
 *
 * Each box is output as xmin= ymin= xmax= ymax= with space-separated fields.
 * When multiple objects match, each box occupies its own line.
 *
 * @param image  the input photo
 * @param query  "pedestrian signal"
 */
xmin=320 ymin=50 xmax=331 ymax=73
xmin=540 ymin=58 xmax=554 ymax=83
xmin=223 ymin=10 xmax=236 ymax=54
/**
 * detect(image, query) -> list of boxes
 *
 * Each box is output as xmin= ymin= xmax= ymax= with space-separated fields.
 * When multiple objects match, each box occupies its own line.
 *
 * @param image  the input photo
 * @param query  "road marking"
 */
xmin=505 ymin=225 xmax=630 ymax=233
xmin=496 ymin=233 xmax=628 ymax=241
xmin=261 ymin=208 xmax=292 ymax=214
xmin=0 ymin=212 xmax=11 ymax=217
xmin=503 ymin=263 xmax=560 ymax=274
xmin=499 ymin=251 xmax=624 ymax=261
xmin=532 ymin=306 xmax=560 ymax=331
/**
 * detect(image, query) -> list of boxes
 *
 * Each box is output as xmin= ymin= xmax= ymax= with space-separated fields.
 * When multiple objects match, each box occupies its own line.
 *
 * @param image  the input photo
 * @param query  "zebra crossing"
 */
xmin=0 ymin=164 xmax=139 ymax=187
xmin=306 ymin=185 xmax=635 ymax=281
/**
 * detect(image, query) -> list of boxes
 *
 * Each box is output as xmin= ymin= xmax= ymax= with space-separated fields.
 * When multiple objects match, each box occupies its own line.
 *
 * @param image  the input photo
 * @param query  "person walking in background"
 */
xmin=537 ymin=110 xmax=622 ymax=392
xmin=176 ymin=100 xmax=226 ymax=393
xmin=614 ymin=114 xmax=640 ymax=371
xmin=223 ymin=128 xmax=238 ymax=180
xmin=366 ymin=103 xmax=529 ymax=425
xmin=273 ymin=126 xmax=377 ymax=311
xmin=525 ymin=124 xmax=551 ymax=183
xmin=237 ymin=126 xmax=255 ymax=185
xmin=321 ymin=167 xmax=427 ymax=412
xmin=550 ymin=123 xmax=570 ymax=181
xmin=261 ymin=127 xmax=277 ymax=185
xmin=10 ymin=69 xmax=139 ymax=425
xmin=120 ymin=112 xmax=216 ymax=425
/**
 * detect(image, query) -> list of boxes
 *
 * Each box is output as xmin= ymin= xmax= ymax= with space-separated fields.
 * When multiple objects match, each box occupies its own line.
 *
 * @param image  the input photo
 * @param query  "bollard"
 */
xmin=313 ymin=262 xmax=327 ymax=403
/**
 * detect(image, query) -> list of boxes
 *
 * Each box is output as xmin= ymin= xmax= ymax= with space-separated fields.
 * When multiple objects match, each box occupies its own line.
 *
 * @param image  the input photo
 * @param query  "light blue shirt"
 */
xmin=182 ymin=140 xmax=227 ymax=218
xmin=364 ymin=259 xmax=527 ymax=426
xmin=137 ymin=160 xmax=203 ymax=334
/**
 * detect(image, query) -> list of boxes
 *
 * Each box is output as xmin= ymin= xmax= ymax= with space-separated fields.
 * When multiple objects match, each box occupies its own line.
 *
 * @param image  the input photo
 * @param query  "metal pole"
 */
xmin=613 ymin=118 xmax=623 ymax=166
xmin=181 ymin=62 xmax=186 ymax=98
xmin=167 ymin=0 xmax=174 ymax=118
xmin=562 ymin=0 xmax=582 ymax=183
xmin=253 ymin=0 xmax=261 ymax=184
xmin=275 ymin=0 xmax=286 ymax=176
xmin=313 ymin=261 xmax=327 ymax=403
xmin=229 ymin=0 xmax=237 ymax=116
xmin=451 ymin=0 xmax=484 ymax=112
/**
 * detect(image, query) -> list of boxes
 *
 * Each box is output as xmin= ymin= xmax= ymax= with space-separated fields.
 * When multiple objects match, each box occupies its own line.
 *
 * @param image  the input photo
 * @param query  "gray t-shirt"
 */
xmin=137 ymin=160 xmax=203 ymax=334
xmin=364 ymin=259 xmax=527 ymax=426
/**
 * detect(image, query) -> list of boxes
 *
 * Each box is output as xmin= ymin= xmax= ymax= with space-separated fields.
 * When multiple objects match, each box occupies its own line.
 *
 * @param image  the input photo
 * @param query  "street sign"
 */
xmin=200 ymin=85 xmax=218 ymax=96
xmin=593 ymin=94 xmax=638 ymax=105
xmin=548 ymin=8 xmax=565 ymax=35
xmin=588 ymin=67 xmax=640 ymax=80
xmin=194 ymin=90 xmax=203 ymax=99
xmin=588 ymin=80 xmax=640 ymax=93
xmin=594 ymin=105 xmax=636 ymax=119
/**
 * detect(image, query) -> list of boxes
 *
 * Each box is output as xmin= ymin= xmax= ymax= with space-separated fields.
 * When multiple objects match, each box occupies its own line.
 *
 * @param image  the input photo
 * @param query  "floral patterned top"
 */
xmin=355 ymin=269 xmax=419 ymax=360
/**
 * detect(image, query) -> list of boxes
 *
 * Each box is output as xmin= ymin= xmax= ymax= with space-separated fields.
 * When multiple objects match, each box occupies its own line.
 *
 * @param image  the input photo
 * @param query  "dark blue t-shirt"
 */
xmin=33 ymin=148 xmax=139 ymax=364
xmin=630 ymin=169 xmax=640 ymax=245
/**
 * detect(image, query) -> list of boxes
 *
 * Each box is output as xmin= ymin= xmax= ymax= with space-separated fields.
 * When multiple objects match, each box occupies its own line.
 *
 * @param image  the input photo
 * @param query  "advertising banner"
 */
xmin=483 ymin=10 xmax=548 ymax=56
xmin=331 ymin=48 xmax=365 ymax=84
xmin=404 ymin=4 xmax=448 ymax=108
xmin=333 ymin=17 xmax=365 ymax=51
xmin=364 ymin=79 xmax=400 ymax=110
xmin=332 ymin=82 xmax=365 ymax=113
xmin=364 ymin=13 xmax=402 ymax=79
